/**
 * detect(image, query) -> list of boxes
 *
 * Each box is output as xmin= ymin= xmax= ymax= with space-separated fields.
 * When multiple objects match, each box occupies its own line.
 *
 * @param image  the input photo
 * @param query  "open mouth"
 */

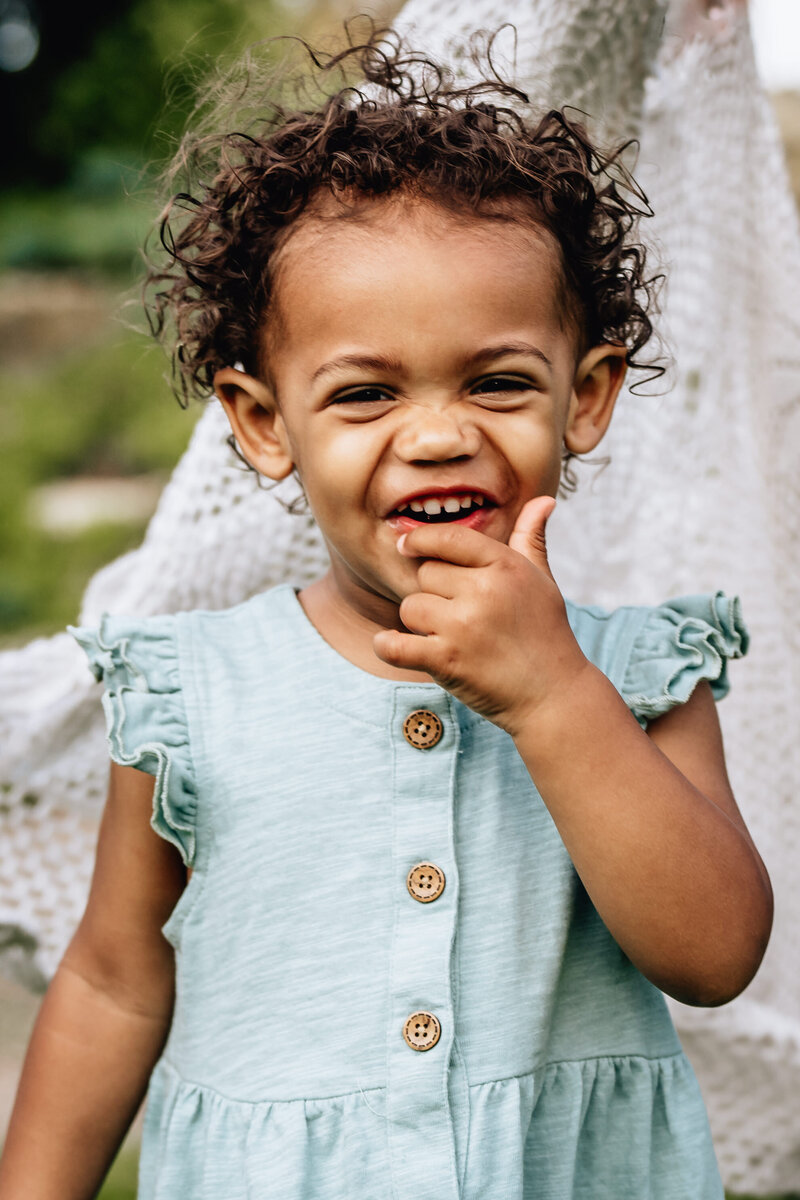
xmin=390 ymin=493 xmax=493 ymax=524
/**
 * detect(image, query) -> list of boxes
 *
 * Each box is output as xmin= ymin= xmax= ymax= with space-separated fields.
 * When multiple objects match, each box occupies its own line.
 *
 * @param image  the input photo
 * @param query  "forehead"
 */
xmin=263 ymin=194 xmax=574 ymax=370
xmin=279 ymin=192 xmax=567 ymax=305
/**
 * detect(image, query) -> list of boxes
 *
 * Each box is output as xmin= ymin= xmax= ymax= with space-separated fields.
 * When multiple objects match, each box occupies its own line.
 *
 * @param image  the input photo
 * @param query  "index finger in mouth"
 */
xmin=397 ymin=522 xmax=500 ymax=568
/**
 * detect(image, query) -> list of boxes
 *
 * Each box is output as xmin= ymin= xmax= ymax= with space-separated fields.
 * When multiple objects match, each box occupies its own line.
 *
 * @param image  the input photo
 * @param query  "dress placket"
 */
xmin=386 ymin=688 xmax=461 ymax=1200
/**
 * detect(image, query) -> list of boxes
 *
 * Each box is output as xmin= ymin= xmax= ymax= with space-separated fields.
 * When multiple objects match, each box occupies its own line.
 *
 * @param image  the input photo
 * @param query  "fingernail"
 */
xmin=397 ymin=533 xmax=408 ymax=553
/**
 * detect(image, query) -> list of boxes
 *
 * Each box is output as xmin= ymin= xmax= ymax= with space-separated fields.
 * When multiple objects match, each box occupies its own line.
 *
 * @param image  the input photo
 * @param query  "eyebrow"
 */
xmin=469 ymin=342 xmax=553 ymax=373
xmin=311 ymin=353 xmax=404 ymax=384
xmin=310 ymin=341 xmax=553 ymax=385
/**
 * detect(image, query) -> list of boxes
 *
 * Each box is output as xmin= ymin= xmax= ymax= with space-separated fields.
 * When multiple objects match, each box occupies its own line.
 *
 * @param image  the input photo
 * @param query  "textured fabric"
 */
xmin=1 ymin=1 xmax=799 ymax=1193
xmin=70 ymin=619 xmax=197 ymax=864
xmin=620 ymin=593 xmax=747 ymax=725
xmin=71 ymin=585 xmax=745 ymax=1200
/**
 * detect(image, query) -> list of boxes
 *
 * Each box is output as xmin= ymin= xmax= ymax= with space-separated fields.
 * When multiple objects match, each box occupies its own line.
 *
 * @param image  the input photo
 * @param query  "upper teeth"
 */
xmin=397 ymin=494 xmax=486 ymax=514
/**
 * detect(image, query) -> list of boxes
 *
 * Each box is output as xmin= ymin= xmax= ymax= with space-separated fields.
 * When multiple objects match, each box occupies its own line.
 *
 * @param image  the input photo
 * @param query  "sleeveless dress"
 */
xmin=71 ymin=585 xmax=746 ymax=1200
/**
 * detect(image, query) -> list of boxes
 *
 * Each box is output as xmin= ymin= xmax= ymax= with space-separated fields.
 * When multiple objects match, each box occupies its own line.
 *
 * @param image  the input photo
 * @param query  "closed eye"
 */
xmin=470 ymin=376 xmax=539 ymax=408
xmin=327 ymin=387 xmax=396 ymax=418
xmin=472 ymin=375 xmax=536 ymax=395
xmin=326 ymin=388 xmax=398 ymax=422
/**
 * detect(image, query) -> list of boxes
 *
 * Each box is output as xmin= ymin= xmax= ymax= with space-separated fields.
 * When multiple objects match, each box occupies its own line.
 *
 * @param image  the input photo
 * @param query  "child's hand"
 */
xmin=373 ymin=496 xmax=590 ymax=734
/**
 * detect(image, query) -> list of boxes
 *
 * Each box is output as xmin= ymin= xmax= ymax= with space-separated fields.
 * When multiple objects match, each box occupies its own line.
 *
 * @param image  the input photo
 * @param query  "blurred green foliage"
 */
xmin=0 ymin=324 xmax=197 ymax=642
xmin=0 ymin=0 xmax=298 ymax=642
xmin=1 ymin=0 xmax=297 ymax=275
xmin=0 ymin=188 xmax=151 ymax=274
xmin=98 ymin=1147 xmax=139 ymax=1199
xmin=11 ymin=0 xmax=289 ymax=187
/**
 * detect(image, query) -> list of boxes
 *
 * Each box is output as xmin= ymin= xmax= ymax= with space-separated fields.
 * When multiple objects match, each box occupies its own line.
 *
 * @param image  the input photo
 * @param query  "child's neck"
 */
xmin=298 ymin=572 xmax=434 ymax=684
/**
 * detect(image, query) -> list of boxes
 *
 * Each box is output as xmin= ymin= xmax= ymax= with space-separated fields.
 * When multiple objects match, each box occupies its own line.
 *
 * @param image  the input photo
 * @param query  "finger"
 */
xmin=373 ymin=628 xmax=442 ymax=674
xmin=397 ymin=522 xmax=499 ymax=568
xmin=507 ymin=496 xmax=556 ymax=575
xmin=416 ymin=558 xmax=463 ymax=599
xmin=398 ymin=591 xmax=450 ymax=634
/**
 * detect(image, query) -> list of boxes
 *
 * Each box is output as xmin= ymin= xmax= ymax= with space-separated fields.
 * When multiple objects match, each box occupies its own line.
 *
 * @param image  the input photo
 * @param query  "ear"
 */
xmin=564 ymin=344 xmax=628 ymax=455
xmin=213 ymin=367 xmax=294 ymax=481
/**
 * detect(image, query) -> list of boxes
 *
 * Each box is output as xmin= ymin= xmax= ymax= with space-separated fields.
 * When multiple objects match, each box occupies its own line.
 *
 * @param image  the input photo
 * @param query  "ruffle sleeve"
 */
xmin=622 ymin=591 xmax=748 ymax=727
xmin=69 ymin=615 xmax=196 ymax=865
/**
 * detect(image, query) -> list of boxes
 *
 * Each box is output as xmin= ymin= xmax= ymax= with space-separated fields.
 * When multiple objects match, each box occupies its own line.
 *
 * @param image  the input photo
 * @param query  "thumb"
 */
xmin=508 ymin=495 xmax=557 ymax=571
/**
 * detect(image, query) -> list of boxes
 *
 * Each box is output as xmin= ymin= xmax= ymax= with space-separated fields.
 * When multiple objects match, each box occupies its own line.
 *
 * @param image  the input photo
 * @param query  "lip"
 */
xmin=384 ymin=484 xmax=501 ymax=536
xmin=386 ymin=506 xmax=497 ymax=534
xmin=385 ymin=484 xmax=500 ymax=517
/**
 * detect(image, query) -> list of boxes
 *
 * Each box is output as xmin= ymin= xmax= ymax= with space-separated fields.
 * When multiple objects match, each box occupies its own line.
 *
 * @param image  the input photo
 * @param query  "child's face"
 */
xmin=217 ymin=197 xmax=624 ymax=617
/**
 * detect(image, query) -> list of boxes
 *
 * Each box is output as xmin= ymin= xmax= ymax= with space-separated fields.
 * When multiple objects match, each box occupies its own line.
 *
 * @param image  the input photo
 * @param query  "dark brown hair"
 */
xmin=145 ymin=24 xmax=662 ymax=413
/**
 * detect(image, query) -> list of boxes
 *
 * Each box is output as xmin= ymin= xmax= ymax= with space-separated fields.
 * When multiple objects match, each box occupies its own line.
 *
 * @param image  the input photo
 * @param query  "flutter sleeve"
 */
xmin=621 ymin=592 xmax=749 ymax=728
xmin=69 ymin=615 xmax=196 ymax=866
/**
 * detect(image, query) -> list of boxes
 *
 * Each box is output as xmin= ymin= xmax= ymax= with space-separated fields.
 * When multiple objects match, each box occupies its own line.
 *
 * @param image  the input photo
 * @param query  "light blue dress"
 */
xmin=72 ymin=585 xmax=747 ymax=1200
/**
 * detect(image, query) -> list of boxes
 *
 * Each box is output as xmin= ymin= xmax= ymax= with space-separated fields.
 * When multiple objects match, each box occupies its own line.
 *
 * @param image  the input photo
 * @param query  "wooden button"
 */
xmin=403 ymin=709 xmax=443 ymax=749
xmin=407 ymin=862 xmax=446 ymax=903
xmin=403 ymin=1011 xmax=441 ymax=1051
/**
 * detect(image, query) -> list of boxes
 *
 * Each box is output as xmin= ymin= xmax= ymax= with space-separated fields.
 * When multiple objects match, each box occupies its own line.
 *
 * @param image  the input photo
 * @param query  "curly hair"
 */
xmin=145 ymin=24 xmax=662 ymax=418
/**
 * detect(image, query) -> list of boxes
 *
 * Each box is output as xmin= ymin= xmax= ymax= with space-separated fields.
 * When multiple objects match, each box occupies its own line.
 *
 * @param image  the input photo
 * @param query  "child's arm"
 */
xmin=375 ymin=500 xmax=773 ymax=1008
xmin=509 ymin=666 xmax=771 ymax=1007
xmin=0 ymin=763 xmax=185 ymax=1200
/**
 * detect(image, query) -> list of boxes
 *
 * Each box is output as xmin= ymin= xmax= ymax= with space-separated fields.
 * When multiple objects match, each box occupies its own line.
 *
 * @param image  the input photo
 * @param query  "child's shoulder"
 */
xmin=69 ymin=584 xmax=296 ymax=676
xmin=67 ymin=585 xmax=300 ymax=867
xmin=566 ymin=591 xmax=748 ymax=727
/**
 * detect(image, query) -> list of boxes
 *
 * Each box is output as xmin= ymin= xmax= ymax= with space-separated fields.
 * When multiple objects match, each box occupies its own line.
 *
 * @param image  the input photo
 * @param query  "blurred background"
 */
xmin=0 ymin=0 xmax=371 ymax=651
xmin=0 ymin=0 xmax=797 ymax=1196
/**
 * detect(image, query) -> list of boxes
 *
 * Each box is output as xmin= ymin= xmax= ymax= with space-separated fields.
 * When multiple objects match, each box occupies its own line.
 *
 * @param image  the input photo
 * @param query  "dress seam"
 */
xmin=541 ymin=1047 xmax=686 ymax=1069
xmin=158 ymin=1057 xmax=386 ymax=1107
xmin=155 ymin=1047 xmax=688 ymax=1106
xmin=465 ymin=1048 xmax=687 ymax=1089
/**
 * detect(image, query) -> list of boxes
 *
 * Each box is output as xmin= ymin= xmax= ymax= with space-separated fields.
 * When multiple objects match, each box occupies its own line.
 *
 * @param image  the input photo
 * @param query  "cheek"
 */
xmin=499 ymin=415 xmax=566 ymax=480
xmin=293 ymin=428 xmax=377 ymax=516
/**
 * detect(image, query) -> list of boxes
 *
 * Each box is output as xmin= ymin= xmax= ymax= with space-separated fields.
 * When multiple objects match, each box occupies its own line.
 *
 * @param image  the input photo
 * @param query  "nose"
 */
xmin=393 ymin=403 xmax=481 ymax=463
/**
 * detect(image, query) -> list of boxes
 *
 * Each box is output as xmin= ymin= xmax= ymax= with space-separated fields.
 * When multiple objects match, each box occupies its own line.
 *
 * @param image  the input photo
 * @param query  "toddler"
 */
xmin=0 ymin=30 xmax=772 ymax=1200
